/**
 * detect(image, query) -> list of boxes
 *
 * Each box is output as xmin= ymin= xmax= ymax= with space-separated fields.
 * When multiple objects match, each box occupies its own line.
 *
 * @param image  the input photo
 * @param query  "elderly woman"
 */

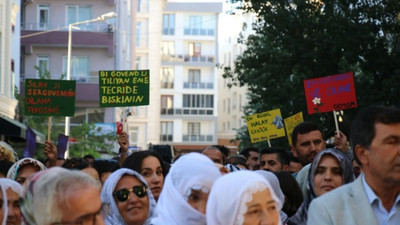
xmin=0 ymin=178 xmax=23 ymax=225
xmin=287 ymin=148 xmax=355 ymax=225
xmin=152 ymin=153 xmax=221 ymax=225
xmin=206 ymin=170 xmax=282 ymax=225
xmin=101 ymin=168 xmax=156 ymax=225
xmin=7 ymin=158 xmax=46 ymax=185
xmin=20 ymin=167 xmax=105 ymax=225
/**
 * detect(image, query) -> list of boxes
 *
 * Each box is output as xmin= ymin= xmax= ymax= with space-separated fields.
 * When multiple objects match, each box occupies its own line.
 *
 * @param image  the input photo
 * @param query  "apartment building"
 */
xmin=217 ymin=6 xmax=254 ymax=153
xmin=160 ymin=1 xmax=222 ymax=153
xmin=20 ymin=0 xmax=116 ymax=136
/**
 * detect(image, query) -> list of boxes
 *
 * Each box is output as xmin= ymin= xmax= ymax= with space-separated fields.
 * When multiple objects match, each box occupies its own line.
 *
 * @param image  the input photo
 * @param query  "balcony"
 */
xmin=21 ymin=23 xmax=114 ymax=56
xmin=161 ymin=108 xmax=213 ymax=116
xmin=184 ymin=28 xmax=215 ymax=36
xmin=161 ymin=82 xmax=174 ymax=89
xmin=183 ymin=82 xmax=213 ymax=89
xmin=160 ymin=134 xmax=173 ymax=142
xmin=162 ymin=54 xmax=215 ymax=64
xmin=182 ymin=134 xmax=213 ymax=142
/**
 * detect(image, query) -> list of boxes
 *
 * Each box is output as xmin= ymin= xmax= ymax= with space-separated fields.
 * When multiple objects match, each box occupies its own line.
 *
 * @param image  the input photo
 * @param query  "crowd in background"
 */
xmin=0 ymin=105 xmax=399 ymax=225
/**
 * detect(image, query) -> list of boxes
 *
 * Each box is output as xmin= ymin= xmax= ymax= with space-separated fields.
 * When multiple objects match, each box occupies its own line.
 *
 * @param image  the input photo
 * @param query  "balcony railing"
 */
xmin=161 ymin=82 xmax=174 ymax=89
xmin=182 ymin=134 xmax=213 ymax=142
xmin=161 ymin=108 xmax=213 ymax=116
xmin=184 ymin=28 xmax=215 ymax=36
xmin=162 ymin=54 xmax=214 ymax=63
xmin=21 ymin=22 xmax=112 ymax=32
xmin=183 ymin=82 xmax=213 ymax=89
xmin=160 ymin=134 xmax=173 ymax=142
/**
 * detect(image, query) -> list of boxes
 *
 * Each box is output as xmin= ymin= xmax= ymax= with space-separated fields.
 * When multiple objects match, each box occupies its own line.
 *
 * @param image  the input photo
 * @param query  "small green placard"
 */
xmin=99 ymin=70 xmax=150 ymax=107
xmin=25 ymin=79 xmax=76 ymax=116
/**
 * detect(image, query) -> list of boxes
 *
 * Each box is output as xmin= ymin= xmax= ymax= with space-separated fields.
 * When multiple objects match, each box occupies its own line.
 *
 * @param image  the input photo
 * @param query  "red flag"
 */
xmin=116 ymin=122 xmax=123 ymax=135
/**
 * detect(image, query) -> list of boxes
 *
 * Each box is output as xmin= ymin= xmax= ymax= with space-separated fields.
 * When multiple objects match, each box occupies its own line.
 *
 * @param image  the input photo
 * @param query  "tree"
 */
xmin=224 ymin=0 xmax=400 ymax=148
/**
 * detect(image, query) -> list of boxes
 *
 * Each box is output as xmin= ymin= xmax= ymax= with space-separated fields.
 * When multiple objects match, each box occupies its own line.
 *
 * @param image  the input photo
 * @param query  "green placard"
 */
xmin=25 ymin=79 xmax=76 ymax=116
xmin=99 ymin=70 xmax=150 ymax=107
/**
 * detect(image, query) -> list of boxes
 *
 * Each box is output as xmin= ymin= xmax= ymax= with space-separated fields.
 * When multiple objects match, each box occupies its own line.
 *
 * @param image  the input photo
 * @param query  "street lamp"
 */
xmin=65 ymin=12 xmax=117 ymax=158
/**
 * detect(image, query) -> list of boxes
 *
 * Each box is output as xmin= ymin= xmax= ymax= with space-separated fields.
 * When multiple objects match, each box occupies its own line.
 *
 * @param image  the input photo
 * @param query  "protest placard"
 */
xmin=25 ymin=79 xmax=76 ymax=116
xmin=246 ymin=108 xmax=286 ymax=143
xmin=99 ymin=70 xmax=150 ymax=107
xmin=303 ymin=72 xmax=357 ymax=114
xmin=284 ymin=112 xmax=304 ymax=145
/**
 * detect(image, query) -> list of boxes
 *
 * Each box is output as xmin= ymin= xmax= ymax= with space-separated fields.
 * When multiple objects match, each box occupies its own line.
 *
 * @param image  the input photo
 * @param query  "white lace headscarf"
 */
xmin=101 ymin=168 xmax=156 ymax=225
xmin=206 ymin=170 xmax=282 ymax=225
xmin=0 ymin=178 xmax=23 ymax=225
xmin=255 ymin=170 xmax=287 ymax=223
xmin=152 ymin=152 xmax=221 ymax=225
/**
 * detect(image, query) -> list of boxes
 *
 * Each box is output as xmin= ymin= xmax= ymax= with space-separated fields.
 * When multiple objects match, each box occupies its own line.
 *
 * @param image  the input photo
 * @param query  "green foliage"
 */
xmin=225 ymin=0 xmax=400 ymax=148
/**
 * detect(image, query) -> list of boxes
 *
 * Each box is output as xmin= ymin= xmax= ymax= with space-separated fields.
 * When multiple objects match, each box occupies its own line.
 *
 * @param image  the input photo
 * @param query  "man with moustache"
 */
xmin=308 ymin=105 xmax=400 ymax=225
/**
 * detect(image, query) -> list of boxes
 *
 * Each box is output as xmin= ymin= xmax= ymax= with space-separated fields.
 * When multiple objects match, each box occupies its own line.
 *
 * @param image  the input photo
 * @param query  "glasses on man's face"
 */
xmin=113 ymin=185 xmax=148 ymax=202
xmin=52 ymin=203 xmax=109 ymax=225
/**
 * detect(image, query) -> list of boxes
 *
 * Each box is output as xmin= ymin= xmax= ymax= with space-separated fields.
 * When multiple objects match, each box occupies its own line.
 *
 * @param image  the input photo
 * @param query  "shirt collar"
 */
xmin=362 ymin=174 xmax=400 ymax=206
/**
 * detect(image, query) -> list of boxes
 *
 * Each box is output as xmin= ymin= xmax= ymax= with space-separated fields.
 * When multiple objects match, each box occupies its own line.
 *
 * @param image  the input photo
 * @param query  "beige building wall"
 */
xmin=217 ymin=8 xmax=254 ymax=152
xmin=0 ymin=0 xmax=19 ymax=119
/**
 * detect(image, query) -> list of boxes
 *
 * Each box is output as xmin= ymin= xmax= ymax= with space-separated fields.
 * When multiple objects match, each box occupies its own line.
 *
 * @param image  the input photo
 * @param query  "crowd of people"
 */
xmin=0 ymin=105 xmax=399 ymax=225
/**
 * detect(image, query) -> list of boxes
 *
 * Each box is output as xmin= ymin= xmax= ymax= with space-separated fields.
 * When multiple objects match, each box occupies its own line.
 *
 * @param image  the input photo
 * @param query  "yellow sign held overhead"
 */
xmin=284 ymin=112 xmax=304 ymax=145
xmin=246 ymin=108 xmax=286 ymax=143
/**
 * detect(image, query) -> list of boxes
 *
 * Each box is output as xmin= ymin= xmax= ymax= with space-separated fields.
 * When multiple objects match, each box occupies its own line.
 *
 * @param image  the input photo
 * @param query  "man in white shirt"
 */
xmin=308 ymin=105 xmax=400 ymax=225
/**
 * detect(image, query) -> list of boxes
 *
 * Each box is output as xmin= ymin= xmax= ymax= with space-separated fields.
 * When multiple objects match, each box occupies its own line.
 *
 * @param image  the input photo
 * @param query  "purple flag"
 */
xmin=23 ymin=127 xmax=36 ymax=158
xmin=57 ymin=134 xmax=69 ymax=159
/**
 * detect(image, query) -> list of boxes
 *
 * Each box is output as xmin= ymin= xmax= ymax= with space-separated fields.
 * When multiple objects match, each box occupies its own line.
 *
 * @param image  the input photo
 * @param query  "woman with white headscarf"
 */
xmin=255 ymin=170 xmax=288 ymax=224
xmin=152 ymin=152 xmax=221 ymax=225
xmin=7 ymin=158 xmax=46 ymax=185
xmin=207 ymin=170 xmax=282 ymax=225
xmin=101 ymin=168 xmax=156 ymax=225
xmin=0 ymin=178 xmax=23 ymax=225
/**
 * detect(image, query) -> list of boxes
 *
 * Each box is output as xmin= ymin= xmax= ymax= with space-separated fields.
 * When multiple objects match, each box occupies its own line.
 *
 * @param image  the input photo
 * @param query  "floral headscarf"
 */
xmin=101 ymin=168 xmax=157 ymax=225
xmin=6 ymin=158 xmax=46 ymax=181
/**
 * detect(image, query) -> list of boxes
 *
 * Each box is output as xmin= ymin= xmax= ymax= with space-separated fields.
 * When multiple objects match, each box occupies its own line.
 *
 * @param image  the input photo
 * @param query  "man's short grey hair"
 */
xmin=21 ymin=167 xmax=101 ymax=225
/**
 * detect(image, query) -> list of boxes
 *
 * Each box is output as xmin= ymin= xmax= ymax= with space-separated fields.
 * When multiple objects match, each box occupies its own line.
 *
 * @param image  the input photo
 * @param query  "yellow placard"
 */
xmin=246 ymin=109 xmax=286 ymax=143
xmin=284 ymin=112 xmax=304 ymax=145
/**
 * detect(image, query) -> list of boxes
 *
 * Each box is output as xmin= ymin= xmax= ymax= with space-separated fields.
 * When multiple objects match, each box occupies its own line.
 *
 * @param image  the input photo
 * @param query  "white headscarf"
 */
xmin=0 ymin=178 xmax=23 ymax=225
xmin=206 ymin=170 xmax=282 ymax=225
xmin=152 ymin=152 xmax=221 ymax=225
xmin=255 ymin=170 xmax=287 ymax=223
xmin=101 ymin=168 xmax=156 ymax=225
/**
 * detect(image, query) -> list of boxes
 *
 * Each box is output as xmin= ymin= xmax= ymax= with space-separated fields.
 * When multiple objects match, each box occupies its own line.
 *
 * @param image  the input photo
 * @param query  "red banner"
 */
xmin=304 ymin=72 xmax=357 ymax=114
xmin=116 ymin=122 xmax=123 ymax=135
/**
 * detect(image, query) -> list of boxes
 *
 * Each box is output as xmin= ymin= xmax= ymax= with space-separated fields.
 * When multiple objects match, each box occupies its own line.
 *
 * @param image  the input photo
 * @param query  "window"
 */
xmin=188 ymin=122 xmax=200 ymax=136
xmin=162 ymin=41 xmax=175 ymax=56
xmin=183 ymin=94 xmax=213 ymax=108
xmin=67 ymin=5 xmax=92 ymax=30
xmin=160 ymin=122 xmax=173 ymax=141
xmin=136 ymin=22 xmax=142 ymax=47
xmin=188 ymin=69 xmax=200 ymax=83
xmin=161 ymin=68 xmax=174 ymax=88
xmin=130 ymin=127 xmax=139 ymax=145
xmin=37 ymin=56 xmax=49 ymax=77
xmin=189 ymin=15 xmax=201 ymax=35
xmin=38 ymin=5 xmax=50 ymax=30
xmin=189 ymin=43 xmax=201 ymax=57
xmin=161 ymin=95 xmax=173 ymax=114
xmin=63 ymin=56 xmax=89 ymax=80
xmin=162 ymin=14 xmax=175 ymax=35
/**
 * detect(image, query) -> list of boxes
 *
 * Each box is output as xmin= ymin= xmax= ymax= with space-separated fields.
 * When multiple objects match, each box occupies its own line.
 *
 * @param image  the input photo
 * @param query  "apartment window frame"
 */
xmin=66 ymin=5 xmax=92 ymax=29
xmin=37 ymin=56 xmax=49 ymax=77
xmin=188 ymin=42 xmax=201 ymax=57
xmin=188 ymin=69 xmax=201 ymax=84
xmin=62 ymin=56 xmax=89 ymax=80
xmin=161 ymin=67 xmax=174 ymax=89
xmin=162 ymin=14 xmax=175 ymax=35
xmin=160 ymin=121 xmax=173 ymax=142
xmin=188 ymin=122 xmax=200 ymax=136
xmin=37 ymin=4 xmax=50 ymax=30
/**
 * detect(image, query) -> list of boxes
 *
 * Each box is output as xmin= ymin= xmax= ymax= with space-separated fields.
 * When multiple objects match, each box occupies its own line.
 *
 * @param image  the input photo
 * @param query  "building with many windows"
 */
xmin=159 ymin=1 xmax=222 ymax=153
xmin=20 ymin=0 xmax=116 ymax=141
